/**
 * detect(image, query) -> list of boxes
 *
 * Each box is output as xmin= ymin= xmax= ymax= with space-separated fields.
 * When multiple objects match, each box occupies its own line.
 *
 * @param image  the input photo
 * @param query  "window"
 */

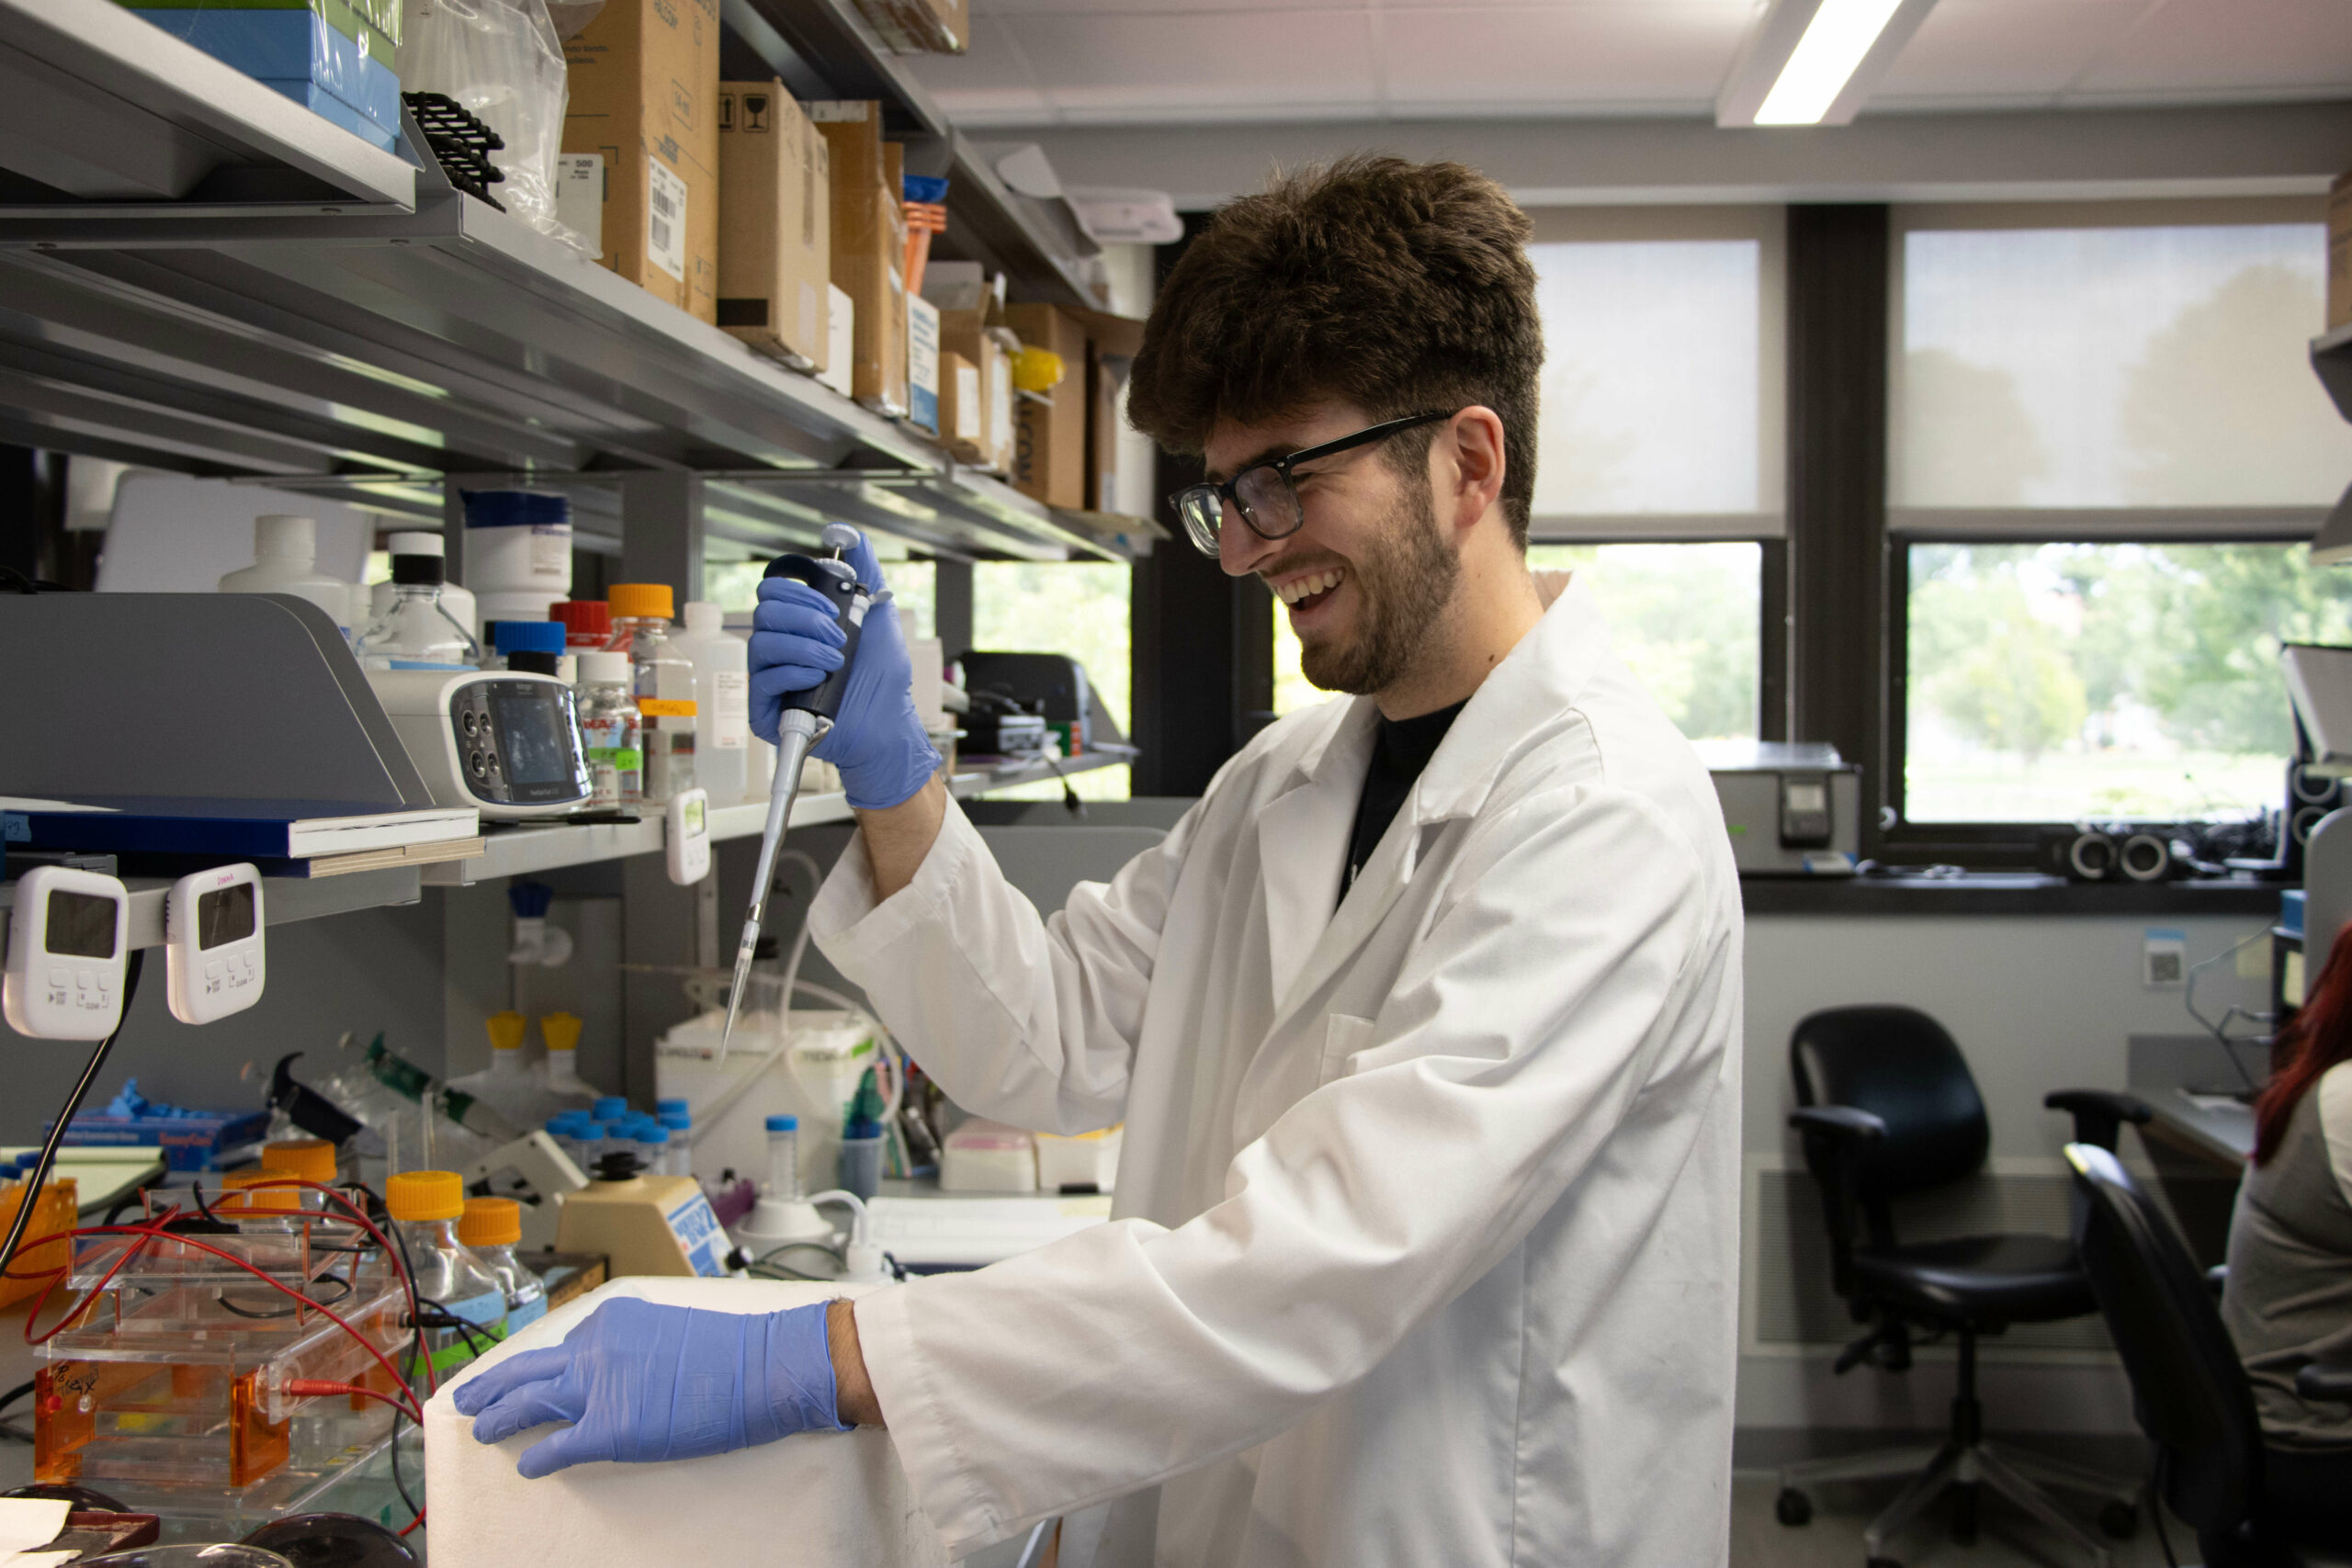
xmin=974 ymin=560 xmax=1131 ymax=801
xmin=1890 ymin=201 xmax=2352 ymax=831
xmin=1272 ymin=209 xmax=1781 ymax=735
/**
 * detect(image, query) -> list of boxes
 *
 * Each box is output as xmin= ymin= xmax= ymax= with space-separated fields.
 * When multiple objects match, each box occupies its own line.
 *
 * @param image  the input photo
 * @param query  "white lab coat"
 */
xmin=810 ymin=582 xmax=1744 ymax=1568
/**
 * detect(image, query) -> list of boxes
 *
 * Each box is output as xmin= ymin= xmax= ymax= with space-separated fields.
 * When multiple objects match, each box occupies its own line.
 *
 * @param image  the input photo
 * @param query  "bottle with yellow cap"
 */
xmin=257 ymin=1136 xmax=340 ymax=1209
xmin=537 ymin=1011 xmax=598 ymax=1114
xmin=459 ymin=1197 xmax=548 ymax=1332
xmin=605 ymin=583 xmax=696 ymax=803
xmin=384 ymin=1170 xmax=507 ymax=1373
xmin=449 ymin=1010 xmax=566 ymax=1129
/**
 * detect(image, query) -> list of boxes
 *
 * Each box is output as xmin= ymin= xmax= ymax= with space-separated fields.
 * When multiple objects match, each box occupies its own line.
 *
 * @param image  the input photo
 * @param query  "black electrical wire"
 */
xmin=0 ymin=1377 xmax=32 ymax=1443
xmin=0 ymin=951 xmax=144 ymax=1284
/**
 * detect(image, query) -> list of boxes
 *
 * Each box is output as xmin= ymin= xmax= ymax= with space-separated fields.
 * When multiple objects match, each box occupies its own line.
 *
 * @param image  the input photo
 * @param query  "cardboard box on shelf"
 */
xmin=2331 ymin=170 xmax=2352 ymax=332
xmin=1003 ymin=303 xmax=1088 ymax=508
xmin=939 ymin=350 xmax=984 ymax=461
xmin=809 ymin=101 xmax=909 ymax=414
xmin=819 ymin=282 xmax=855 ymax=397
xmin=1086 ymin=343 xmax=1130 ymax=514
xmin=561 ymin=0 xmax=720 ymax=322
xmin=717 ymin=79 xmax=831 ymax=369
xmin=849 ymin=0 xmax=968 ymax=53
xmin=908 ymin=294 xmax=940 ymax=434
xmin=939 ymin=303 xmax=1019 ymax=470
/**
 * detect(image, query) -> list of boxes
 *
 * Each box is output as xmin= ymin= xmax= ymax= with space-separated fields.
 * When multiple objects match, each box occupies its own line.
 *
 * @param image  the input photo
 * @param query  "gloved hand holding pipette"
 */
xmin=455 ymin=1297 xmax=845 ymax=1476
xmin=748 ymin=530 xmax=941 ymax=812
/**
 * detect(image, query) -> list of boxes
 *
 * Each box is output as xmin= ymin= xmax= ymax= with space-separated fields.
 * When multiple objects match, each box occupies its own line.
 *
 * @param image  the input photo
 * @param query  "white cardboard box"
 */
xmin=426 ymin=1276 xmax=944 ymax=1568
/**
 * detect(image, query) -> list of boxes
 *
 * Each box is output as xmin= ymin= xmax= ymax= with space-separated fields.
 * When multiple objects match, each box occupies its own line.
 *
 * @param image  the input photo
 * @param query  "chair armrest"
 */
xmin=2045 ymin=1089 xmax=2154 ymax=1153
xmin=2206 ymin=1264 xmax=2228 ymax=1299
xmin=1790 ymin=1105 xmax=1888 ymax=1143
xmin=2297 ymin=1363 xmax=2352 ymax=1404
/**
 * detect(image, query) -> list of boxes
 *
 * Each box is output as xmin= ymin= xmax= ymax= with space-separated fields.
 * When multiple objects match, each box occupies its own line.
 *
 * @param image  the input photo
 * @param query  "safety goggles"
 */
xmin=1170 ymin=411 xmax=1455 ymax=558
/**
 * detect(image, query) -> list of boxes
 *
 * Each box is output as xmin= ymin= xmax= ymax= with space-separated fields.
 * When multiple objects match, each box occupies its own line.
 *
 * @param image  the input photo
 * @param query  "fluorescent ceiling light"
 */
xmin=1755 ymin=0 xmax=1906 ymax=125
xmin=1715 ymin=0 xmax=1940 ymax=129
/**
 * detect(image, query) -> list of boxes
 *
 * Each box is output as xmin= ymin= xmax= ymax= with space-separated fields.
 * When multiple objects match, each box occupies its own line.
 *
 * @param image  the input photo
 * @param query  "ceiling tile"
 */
xmin=2070 ymin=0 xmax=2352 ymax=97
xmin=1379 ymin=4 xmax=1756 ymax=109
xmin=986 ymin=9 xmax=1380 ymax=117
xmin=1873 ymin=0 xmax=2154 ymax=103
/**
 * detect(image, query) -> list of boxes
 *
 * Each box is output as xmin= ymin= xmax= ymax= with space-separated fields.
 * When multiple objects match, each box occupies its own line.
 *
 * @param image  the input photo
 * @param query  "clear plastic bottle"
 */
xmin=605 ymin=584 xmax=696 ymax=803
xmin=356 ymin=548 xmax=480 ymax=671
xmin=764 ymin=1114 xmax=803 ymax=1201
xmin=218 ymin=514 xmax=357 ymax=641
xmin=575 ymin=652 xmax=642 ymax=807
xmin=386 ymin=1171 xmax=508 ymax=1374
xmin=458 ymin=1197 xmax=548 ymax=1333
xmin=639 ymin=1122 xmax=675 ymax=1177
xmin=673 ymin=602 xmax=750 ymax=803
xmin=368 ymin=531 xmax=477 ymax=636
xmin=448 ymin=1010 xmax=562 ymax=1131
xmin=657 ymin=1101 xmax=694 ymax=1177
xmin=537 ymin=1012 xmax=599 ymax=1113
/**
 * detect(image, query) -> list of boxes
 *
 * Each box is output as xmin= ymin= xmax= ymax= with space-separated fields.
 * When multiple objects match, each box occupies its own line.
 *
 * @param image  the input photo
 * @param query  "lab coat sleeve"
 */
xmin=852 ymin=783 xmax=1735 ymax=1557
xmin=808 ymin=795 xmax=1194 ymax=1134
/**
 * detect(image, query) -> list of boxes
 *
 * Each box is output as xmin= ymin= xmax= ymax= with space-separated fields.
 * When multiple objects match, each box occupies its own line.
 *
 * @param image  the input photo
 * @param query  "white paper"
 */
xmin=0 ymin=1498 xmax=72 ymax=1557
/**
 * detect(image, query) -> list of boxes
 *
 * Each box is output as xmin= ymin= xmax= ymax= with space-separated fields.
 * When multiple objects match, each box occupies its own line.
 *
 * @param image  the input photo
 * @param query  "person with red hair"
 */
xmin=2221 ymin=919 xmax=2352 ymax=1548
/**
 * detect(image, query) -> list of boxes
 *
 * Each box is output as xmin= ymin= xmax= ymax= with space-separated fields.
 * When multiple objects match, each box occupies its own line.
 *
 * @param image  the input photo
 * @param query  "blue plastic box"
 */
xmin=53 ymin=1108 xmax=274 ymax=1172
xmin=137 ymin=9 xmax=401 ymax=150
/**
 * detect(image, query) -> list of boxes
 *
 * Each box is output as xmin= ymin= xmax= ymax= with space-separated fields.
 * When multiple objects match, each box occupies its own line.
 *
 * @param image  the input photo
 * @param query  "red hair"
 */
xmin=2256 ymin=920 xmax=2352 ymax=1165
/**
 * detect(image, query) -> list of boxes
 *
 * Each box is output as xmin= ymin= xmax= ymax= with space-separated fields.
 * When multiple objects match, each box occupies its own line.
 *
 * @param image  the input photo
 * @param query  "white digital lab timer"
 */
xmin=4 ymin=865 xmax=131 ymax=1041
xmin=164 ymin=863 xmax=266 ymax=1025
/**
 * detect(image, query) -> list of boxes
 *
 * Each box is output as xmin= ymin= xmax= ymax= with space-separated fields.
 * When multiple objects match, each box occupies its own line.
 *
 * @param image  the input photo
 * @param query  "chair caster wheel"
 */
xmin=1774 ymin=1488 xmax=1812 ymax=1527
xmin=2099 ymin=1500 xmax=2138 ymax=1540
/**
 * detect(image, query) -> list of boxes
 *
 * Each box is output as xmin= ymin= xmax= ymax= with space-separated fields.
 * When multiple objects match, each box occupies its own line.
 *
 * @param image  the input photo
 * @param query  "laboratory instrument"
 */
xmin=573 ymin=653 xmax=642 ymax=807
xmin=5 ymin=865 xmax=130 ymax=1041
xmin=424 ymin=1279 xmax=942 ymax=1568
xmin=1695 ymin=741 xmax=1860 ymax=875
xmin=605 ymin=584 xmax=697 ymax=803
xmin=364 ymin=670 xmax=592 ymax=819
xmin=718 ymin=524 xmax=874 ymax=1057
xmin=33 ymin=1187 xmax=410 ymax=1533
xmin=216 ymin=515 xmax=356 ymax=640
xmin=665 ymin=789 xmax=711 ymax=886
xmin=385 ymin=1170 xmax=507 ymax=1374
xmin=355 ymin=547 xmax=479 ymax=671
xmin=552 ymin=1157 xmax=732 ymax=1278
xmin=163 ymin=863 xmax=266 ymax=1026
xmin=672 ymin=603 xmax=751 ymax=804
xmin=459 ymin=1198 xmax=549 ymax=1333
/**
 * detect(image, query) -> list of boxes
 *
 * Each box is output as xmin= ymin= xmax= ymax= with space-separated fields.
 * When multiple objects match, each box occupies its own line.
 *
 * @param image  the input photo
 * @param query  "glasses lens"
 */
xmin=1233 ymin=467 xmax=1302 ymax=539
xmin=1176 ymin=488 xmax=1222 ymax=556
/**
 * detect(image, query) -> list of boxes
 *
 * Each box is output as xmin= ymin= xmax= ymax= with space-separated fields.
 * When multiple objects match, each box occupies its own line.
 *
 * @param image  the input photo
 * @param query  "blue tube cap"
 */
xmin=593 ymin=1097 xmax=628 ymax=1119
xmin=765 ymin=1114 xmax=799 ymax=1133
xmin=489 ymin=620 xmax=567 ymax=654
xmin=641 ymin=1125 xmax=670 ymax=1145
xmin=656 ymin=1098 xmax=689 ymax=1115
xmin=659 ymin=1111 xmax=691 ymax=1131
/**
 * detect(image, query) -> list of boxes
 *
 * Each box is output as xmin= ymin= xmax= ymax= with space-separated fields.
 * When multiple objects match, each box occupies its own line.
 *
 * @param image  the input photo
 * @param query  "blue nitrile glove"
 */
xmin=452 ymin=1297 xmax=845 ymax=1478
xmin=748 ymin=530 xmax=943 ymax=810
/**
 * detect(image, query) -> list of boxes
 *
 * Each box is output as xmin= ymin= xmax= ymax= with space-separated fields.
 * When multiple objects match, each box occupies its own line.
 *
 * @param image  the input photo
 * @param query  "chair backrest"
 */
xmin=1790 ymin=1005 xmax=1989 ymax=1198
xmin=2064 ymin=1142 xmax=2264 ymax=1536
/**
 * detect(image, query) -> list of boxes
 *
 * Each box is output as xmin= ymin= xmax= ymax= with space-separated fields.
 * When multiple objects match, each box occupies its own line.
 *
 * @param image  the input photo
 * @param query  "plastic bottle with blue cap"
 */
xmin=461 ymin=491 xmax=572 ymax=629
xmin=487 ymin=619 xmax=572 ymax=683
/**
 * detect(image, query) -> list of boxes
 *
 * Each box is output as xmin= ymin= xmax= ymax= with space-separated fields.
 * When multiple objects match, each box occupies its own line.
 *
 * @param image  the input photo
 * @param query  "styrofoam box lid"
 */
xmin=426 ymin=1276 xmax=945 ymax=1568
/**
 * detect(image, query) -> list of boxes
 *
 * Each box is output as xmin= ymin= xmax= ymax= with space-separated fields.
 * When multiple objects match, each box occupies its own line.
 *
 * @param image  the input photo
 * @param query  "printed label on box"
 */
xmin=555 ymin=153 xmax=603 ymax=249
xmin=956 ymin=362 xmax=981 ymax=441
xmin=664 ymin=1192 xmax=731 ymax=1278
xmin=648 ymin=156 xmax=688 ymax=282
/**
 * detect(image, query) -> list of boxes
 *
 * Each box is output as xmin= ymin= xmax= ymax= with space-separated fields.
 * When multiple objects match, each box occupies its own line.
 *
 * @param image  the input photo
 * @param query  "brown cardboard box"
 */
xmin=939 ymin=349 xmax=985 ymax=461
xmin=717 ymin=80 xmax=831 ymax=368
xmin=850 ymin=0 xmax=968 ymax=53
xmin=1085 ymin=342 xmax=1127 ymax=513
xmin=809 ymin=102 xmax=909 ymax=413
xmin=1003 ymin=303 xmax=1088 ymax=508
xmin=2331 ymin=171 xmax=2352 ymax=332
xmin=562 ymin=0 xmax=720 ymax=322
xmin=939 ymin=306 xmax=1017 ymax=469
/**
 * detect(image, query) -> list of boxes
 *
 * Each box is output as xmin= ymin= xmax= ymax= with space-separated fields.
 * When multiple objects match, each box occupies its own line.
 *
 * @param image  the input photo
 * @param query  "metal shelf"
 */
xmin=0 ymin=866 xmax=424 ymax=953
xmin=422 ymin=752 xmax=1131 ymax=886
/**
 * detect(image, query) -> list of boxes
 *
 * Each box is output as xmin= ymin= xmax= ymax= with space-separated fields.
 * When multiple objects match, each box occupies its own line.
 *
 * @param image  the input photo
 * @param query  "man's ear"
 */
xmin=1442 ymin=407 xmax=1508 ymax=535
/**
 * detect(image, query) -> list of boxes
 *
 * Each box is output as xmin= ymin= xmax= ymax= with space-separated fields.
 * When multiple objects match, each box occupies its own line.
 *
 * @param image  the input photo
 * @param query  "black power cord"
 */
xmin=0 ymin=951 xmax=145 ymax=1284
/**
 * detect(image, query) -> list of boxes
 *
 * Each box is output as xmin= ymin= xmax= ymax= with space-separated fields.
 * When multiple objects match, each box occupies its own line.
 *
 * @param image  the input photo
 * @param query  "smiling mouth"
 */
xmin=1273 ymin=566 xmax=1346 ymax=616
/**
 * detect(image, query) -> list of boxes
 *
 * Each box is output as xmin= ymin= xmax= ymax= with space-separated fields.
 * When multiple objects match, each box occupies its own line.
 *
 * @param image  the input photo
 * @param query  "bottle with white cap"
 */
xmin=218 ymin=514 xmax=357 ymax=641
xmin=672 ymin=601 xmax=750 ymax=803
xmin=368 ymin=531 xmax=478 ymax=635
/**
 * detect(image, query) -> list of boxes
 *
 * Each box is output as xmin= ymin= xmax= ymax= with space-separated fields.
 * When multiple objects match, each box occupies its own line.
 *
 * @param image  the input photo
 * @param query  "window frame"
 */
xmin=1878 ymin=197 xmax=2341 ymax=862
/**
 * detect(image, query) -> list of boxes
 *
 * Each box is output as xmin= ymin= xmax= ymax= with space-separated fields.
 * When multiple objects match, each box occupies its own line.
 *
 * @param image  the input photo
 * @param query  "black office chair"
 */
xmin=1778 ymin=1004 xmax=2151 ymax=1568
xmin=2064 ymin=1141 xmax=2352 ymax=1567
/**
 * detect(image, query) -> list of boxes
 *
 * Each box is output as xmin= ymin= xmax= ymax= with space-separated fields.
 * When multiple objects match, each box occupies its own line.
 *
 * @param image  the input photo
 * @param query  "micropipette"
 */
xmin=718 ymin=523 xmax=875 ymax=1057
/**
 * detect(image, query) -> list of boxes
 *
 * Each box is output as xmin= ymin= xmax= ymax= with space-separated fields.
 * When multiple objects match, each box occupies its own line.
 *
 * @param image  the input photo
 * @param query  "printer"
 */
xmin=1695 ymin=741 xmax=1860 ymax=875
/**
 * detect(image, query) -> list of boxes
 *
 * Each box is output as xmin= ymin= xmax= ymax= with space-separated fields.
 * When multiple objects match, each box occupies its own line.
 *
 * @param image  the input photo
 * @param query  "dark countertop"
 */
xmin=1742 ymin=873 xmax=2289 ymax=917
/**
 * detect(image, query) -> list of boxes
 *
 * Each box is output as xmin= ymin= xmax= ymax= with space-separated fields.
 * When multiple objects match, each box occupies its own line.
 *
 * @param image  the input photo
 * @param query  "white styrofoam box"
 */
xmin=426 ymin=1276 xmax=945 ymax=1568
xmin=1034 ymin=1125 xmax=1120 ymax=1194
xmin=939 ymin=1119 xmax=1036 ymax=1194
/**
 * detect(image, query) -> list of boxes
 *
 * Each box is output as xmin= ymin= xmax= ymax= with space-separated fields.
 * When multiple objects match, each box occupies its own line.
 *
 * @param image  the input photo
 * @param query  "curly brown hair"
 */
xmin=1127 ymin=154 xmax=1544 ymax=547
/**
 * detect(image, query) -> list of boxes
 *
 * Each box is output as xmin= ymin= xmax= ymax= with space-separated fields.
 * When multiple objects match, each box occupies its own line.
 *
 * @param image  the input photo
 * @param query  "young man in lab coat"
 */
xmin=458 ymin=155 xmax=1744 ymax=1567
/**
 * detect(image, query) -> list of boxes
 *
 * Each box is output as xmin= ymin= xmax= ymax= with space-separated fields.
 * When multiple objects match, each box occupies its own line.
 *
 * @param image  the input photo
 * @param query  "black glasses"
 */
xmin=1170 ymin=411 xmax=1455 ymax=558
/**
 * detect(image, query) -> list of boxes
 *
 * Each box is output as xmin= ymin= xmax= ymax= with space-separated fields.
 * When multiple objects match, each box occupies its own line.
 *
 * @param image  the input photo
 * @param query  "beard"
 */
xmin=1298 ymin=480 xmax=1462 ymax=695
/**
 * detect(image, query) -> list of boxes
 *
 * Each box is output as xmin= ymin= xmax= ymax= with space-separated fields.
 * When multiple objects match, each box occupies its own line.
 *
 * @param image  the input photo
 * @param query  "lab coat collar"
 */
xmin=1408 ymin=580 xmax=1603 ymax=828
